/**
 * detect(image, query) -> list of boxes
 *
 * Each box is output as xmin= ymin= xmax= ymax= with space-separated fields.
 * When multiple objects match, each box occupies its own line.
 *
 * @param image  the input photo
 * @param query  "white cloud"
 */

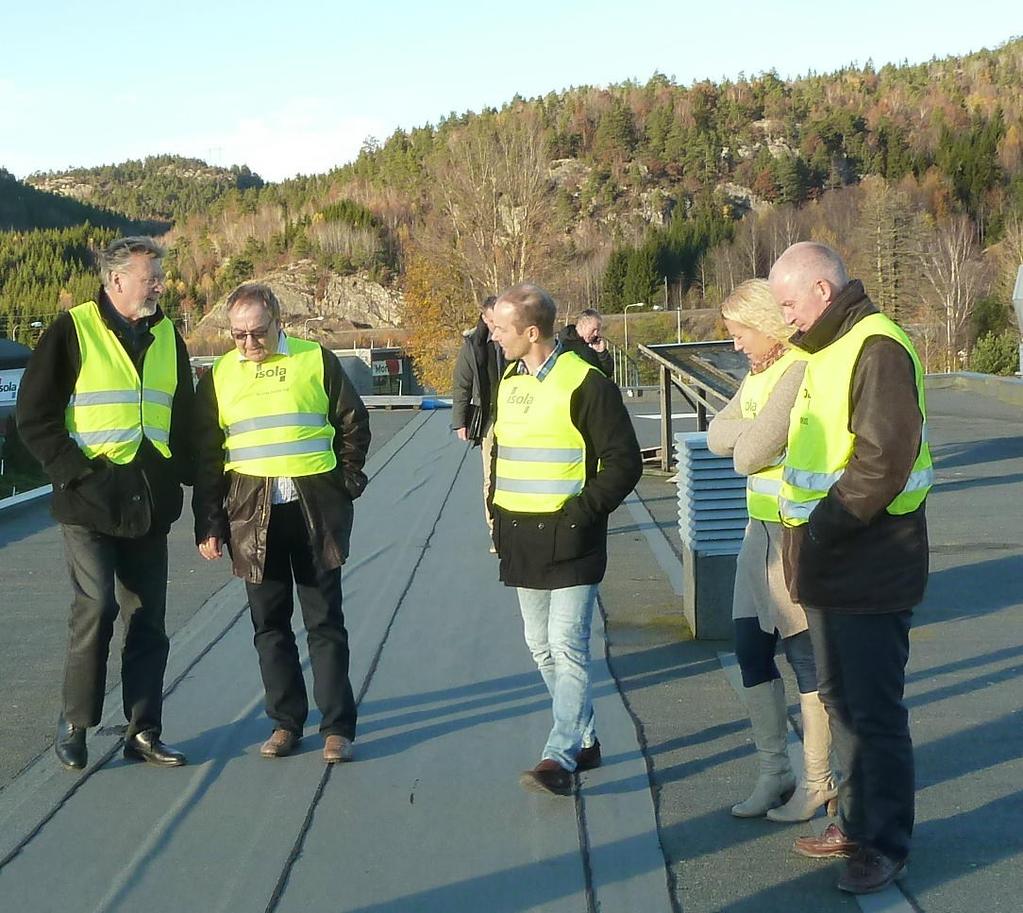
xmin=173 ymin=99 xmax=392 ymax=182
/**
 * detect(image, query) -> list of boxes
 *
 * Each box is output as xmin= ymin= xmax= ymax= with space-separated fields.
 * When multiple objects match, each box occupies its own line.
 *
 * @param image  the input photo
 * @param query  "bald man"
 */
xmin=769 ymin=242 xmax=932 ymax=895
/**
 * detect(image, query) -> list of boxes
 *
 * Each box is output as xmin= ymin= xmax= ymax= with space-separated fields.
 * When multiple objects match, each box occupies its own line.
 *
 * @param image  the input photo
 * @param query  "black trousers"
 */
xmin=61 ymin=524 xmax=170 ymax=739
xmin=245 ymin=502 xmax=356 ymax=740
xmin=805 ymin=607 xmax=914 ymax=862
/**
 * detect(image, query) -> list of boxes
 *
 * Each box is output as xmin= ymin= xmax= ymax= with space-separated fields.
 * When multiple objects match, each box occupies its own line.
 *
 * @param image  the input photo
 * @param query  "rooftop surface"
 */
xmin=0 ymin=385 xmax=1020 ymax=913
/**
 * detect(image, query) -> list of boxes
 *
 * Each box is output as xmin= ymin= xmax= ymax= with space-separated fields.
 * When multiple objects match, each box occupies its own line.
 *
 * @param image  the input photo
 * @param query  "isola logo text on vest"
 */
xmin=505 ymin=385 xmax=534 ymax=413
xmin=743 ymin=398 xmax=758 ymax=417
xmin=255 ymin=364 xmax=287 ymax=383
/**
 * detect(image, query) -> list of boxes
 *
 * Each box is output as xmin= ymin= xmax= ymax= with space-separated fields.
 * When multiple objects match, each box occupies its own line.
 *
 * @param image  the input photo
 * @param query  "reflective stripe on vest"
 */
xmin=213 ymin=336 xmax=336 ymax=478
xmin=492 ymin=351 xmax=595 ymax=513
xmin=738 ymin=348 xmax=807 ymax=522
xmin=779 ymin=312 xmax=933 ymax=526
xmin=65 ymin=301 xmax=178 ymax=463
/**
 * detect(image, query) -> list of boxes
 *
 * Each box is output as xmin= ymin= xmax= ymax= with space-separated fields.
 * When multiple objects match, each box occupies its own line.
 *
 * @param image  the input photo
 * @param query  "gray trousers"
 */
xmin=60 ymin=524 xmax=170 ymax=739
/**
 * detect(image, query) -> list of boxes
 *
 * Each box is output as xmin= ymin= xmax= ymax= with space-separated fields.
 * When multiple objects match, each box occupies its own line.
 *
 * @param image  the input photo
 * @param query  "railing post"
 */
xmin=696 ymin=386 xmax=708 ymax=431
xmin=660 ymin=365 xmax=672 ymax=471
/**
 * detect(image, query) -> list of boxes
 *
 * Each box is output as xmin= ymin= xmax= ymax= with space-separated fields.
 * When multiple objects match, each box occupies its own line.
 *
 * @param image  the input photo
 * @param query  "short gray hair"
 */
xmin=225 ymin=282 xmax=282 ymax=322
xmin=99 ymin=236 xmax=164 ymax=289
xmin=496 ymin=283 xmax=557 ymax=337
xmin=769 ymin=241 xmax=849 ymax=292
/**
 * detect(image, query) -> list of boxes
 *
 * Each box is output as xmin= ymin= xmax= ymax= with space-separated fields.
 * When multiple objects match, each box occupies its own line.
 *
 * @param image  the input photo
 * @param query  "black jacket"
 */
xmin=783 ymin=280 xmax=929 ymax=612
xmin=191 ymin=344 xmax=370 ymax=584
xmin=16 ymin=293 xmax=194 ymax=538
xmin=451 ymin=318 xmax=503 ymax=444
xmin=490 ymin=354 xmax=643 ymax=589
xmin=560 ymin=325 xmax=614 ymax=379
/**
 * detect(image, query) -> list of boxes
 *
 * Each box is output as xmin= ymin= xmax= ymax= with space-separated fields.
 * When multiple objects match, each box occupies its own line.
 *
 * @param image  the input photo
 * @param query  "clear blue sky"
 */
xmin=2 ymin=1 xmax=1018 ymax=182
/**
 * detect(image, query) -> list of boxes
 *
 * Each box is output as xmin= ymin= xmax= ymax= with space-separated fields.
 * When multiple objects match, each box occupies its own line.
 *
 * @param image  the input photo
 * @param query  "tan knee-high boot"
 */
xmin=766 ymin=690 xmax=837 ymax=822
xmin=731 ymin=679 xmax=796 ymax=818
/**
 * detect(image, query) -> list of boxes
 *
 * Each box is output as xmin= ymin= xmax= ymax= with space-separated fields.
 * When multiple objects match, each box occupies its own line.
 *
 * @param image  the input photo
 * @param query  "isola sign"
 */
xmin=0 ymin=369 xmax=23 ymax=405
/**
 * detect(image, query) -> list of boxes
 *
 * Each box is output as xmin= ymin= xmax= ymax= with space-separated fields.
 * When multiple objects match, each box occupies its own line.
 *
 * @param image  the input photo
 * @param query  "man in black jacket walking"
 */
xmin=17 ymin=236 xmax=194 ymax=770
xmin=451 ymin=295 xmax=502 ymax=543
xmin=193 ymin=283 xmax=370 ymax=764
xmin=489 ymin=284 xmax=642 ymax=796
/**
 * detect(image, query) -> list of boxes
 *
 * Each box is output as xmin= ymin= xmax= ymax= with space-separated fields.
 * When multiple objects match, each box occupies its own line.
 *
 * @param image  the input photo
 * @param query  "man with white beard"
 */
xmin=17 ymin=236 xmax=195 ymax=771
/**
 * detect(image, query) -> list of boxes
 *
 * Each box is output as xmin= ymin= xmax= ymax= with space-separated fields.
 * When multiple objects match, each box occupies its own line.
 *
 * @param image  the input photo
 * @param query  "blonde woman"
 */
xmin=708 ymin=279 xmax=836 ymax=822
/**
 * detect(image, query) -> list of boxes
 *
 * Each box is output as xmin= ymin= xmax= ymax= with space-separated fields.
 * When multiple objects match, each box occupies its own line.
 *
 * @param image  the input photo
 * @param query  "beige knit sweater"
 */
xmin=707 ymin=360 xmax=808 ymax=635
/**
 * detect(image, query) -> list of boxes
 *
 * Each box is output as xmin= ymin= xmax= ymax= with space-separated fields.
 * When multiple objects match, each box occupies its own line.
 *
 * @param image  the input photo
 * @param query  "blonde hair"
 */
xmin=720 ymin=279 xmax=793 ymax=344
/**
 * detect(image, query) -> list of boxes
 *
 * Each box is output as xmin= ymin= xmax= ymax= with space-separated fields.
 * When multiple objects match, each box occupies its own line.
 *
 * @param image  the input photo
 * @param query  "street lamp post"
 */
xmin=1013 ymin=265 xmax=1023 ymax=376
xmin=304 ymin=316 xmax=325 ymax=337
xmin=624 ymin=302 xmax=645 ymax=356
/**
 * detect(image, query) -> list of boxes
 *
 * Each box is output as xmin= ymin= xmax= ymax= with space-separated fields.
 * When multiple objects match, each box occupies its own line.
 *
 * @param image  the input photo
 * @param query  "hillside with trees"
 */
xmin=0 ymin=168 xmax=162 ymax=234
xmin=2 ymin=38 xmax=1022 ymax=378
xmin=26 ymin=155 xmax=264 ymax=222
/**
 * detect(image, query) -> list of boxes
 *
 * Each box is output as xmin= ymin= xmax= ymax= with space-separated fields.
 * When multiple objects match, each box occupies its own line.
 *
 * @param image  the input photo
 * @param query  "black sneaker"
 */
xmin=576 ymin=739 xmax=602 ymax=771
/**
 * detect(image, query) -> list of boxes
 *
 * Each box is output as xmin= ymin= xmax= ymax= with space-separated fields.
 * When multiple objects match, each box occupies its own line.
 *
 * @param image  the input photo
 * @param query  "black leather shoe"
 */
xmin=519 ymin=759 xmax=573 ymax=796
xmin=124 ymin=731 xmax=187 ymax=767
xmin=576 ymin=739 xmax=602 ymax=772
xmin=55 ymin=714 xmax=87 ymax=771
xmin=837 ymin=848 xmax=907 ymax=894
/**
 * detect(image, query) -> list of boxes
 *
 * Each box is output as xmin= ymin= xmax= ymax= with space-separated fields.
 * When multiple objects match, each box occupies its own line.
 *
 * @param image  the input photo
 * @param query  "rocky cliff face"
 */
xmin=190 ymin=260 xmax=403 ymax=350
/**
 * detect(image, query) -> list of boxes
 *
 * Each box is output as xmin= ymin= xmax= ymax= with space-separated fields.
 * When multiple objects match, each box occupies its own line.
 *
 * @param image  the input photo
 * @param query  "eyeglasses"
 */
xmin=231 ymin=323 xmax=275 ymax=342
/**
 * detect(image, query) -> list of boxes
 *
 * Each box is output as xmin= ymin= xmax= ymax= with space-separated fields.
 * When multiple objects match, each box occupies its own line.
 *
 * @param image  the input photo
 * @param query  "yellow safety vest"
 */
xmin=213 ymin=336 xmax=336 ymax=478
xmin=779 ymin=313 xmax=933 ymax=525
xmin=739 ymin=348 xmax=807 ymax=523
xmin=65 ymin=301 xmax=177 ymax=463
xmin=493 ymin=351 xmax=595 ymax=514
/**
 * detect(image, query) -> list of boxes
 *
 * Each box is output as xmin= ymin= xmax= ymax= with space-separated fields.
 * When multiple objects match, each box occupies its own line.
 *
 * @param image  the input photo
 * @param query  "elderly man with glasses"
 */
xmin=192 ymin=282 xmax=370 ymax=763
xmin=17 ymin=235 xmax=195 ymax=770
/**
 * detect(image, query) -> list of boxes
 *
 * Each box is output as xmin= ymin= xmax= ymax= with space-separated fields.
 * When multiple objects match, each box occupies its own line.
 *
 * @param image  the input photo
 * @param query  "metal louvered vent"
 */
xmin=675 ymin=431 xmax=747 ymax=555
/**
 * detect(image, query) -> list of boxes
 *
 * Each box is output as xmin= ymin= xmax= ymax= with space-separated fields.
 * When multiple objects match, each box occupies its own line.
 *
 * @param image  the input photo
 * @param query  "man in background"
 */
xmin=451 ymin=295 xmax=502 ymax=545
xmin=561 ymin=308 xmax=614 ymax=379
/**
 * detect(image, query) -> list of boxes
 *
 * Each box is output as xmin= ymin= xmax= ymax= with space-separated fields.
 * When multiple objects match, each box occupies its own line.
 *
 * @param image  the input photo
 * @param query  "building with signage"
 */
xmin=0 ymin=338 xmax=32 ymax=425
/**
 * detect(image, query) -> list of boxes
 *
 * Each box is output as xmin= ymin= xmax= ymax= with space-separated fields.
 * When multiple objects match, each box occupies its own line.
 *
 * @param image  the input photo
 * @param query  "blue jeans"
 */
xmin=516 ymin=584 xmax=598 ymax=770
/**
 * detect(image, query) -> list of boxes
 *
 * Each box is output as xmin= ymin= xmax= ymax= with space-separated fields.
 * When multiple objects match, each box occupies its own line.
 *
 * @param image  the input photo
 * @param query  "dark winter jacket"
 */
xmin=490 ymin=354 xmax=643 ymax=589
xmin=451 ymin=318 xmax=503 ymax=444
xmin=16 ymin=292 xmax=195 ymax=538
xmin=783 ymin=280 xmax=929 ymax=612
xmin=560 ymin=324 xmax=614 ymax=379
xmin=191 ymin=344 xmax=370 ymax=584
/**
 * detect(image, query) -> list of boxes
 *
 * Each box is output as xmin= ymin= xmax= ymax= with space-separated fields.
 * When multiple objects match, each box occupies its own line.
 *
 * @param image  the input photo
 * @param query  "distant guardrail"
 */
xmin=0 ymin=484 xmax=52 ymax=513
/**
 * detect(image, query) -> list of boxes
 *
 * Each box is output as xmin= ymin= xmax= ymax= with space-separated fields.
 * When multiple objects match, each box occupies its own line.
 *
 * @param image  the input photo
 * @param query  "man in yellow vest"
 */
xmin=17 ymin=236 xmax=195 ymax=770
xmin=769 ymin=242 xmax=933 ymax=894
xmin=489 ymin=283 xmax=642 ymax=796
xmin=193 ymin=283 xmax=370 ymax=764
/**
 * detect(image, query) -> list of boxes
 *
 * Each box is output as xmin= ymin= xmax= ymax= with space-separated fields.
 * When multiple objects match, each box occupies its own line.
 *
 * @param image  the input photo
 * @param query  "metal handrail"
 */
xmin=638 ymin=341 xmax=744 ymax=471
xmin=606 ymin=340 xmax=641 ymax=388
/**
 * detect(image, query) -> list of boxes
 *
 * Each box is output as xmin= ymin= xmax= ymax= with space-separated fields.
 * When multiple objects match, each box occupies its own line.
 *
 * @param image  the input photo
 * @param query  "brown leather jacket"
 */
xmin=782 ymin=281 xmax=929 ymax=612
xmin=192 ymin=345 xmax=370 ymax=583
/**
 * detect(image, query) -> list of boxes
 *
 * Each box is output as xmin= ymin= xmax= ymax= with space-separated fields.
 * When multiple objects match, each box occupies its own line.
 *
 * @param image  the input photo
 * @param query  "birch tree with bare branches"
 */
xmin=918 ymin=215 xmax=988 ymax=371
xmin=421 ymin=112 xmax=561 ymax=302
